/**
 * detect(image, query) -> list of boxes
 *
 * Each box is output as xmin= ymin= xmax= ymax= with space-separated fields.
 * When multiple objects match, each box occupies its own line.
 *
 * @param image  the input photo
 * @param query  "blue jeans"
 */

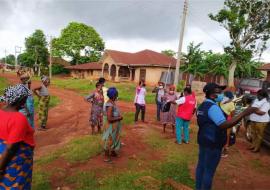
xmin=156 ymin=101 xmax=163 ymax=121
xmin=195 ymin=145 xmax=222 ymax=190
xmin=175 ymin=117 xmax=190 ymax=143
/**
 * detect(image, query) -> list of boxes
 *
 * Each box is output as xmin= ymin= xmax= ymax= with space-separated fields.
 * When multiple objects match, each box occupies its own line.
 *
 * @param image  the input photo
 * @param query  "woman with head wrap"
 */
xmin=0 ymin=84 xmax=35 ymax=189
xmin=102 ymin=87 xmax=123 ymax=163
xmin=85 ymin=82 xmax=104 ymax=134
xmin=161 ymin=85 xmax=177 ymax=133
xmin=33 ymin=76 xmax=50 ymax=130
xmin=19 ymin=73 xmax=35 ymax=129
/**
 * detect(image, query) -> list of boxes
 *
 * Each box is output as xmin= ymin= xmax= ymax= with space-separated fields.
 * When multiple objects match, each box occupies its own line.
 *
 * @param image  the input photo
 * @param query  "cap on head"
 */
xmin=203 ymin=83 xmax=226 ymax=94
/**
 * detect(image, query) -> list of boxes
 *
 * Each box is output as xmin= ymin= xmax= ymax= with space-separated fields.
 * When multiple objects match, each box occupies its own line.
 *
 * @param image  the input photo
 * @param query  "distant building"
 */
xmin=101 ymin=49 xmax=176 ymax=85
xmin=65 ymin=62 xmax=102 ymax=79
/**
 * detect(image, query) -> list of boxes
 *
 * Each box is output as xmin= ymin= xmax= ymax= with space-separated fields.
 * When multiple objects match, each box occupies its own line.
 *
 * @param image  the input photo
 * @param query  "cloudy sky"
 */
xmin=0 ymin=0 xmax=269 ymax=62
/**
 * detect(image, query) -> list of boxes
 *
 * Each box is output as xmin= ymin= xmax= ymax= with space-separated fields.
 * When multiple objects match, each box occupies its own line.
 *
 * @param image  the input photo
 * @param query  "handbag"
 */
xmin=162 ymin=102 xmax=171 ymax=112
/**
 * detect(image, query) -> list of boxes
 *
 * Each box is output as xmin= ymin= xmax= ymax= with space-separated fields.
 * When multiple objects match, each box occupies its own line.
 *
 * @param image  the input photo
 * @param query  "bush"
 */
xmin=176 ymin=80 xmax=186 ymax=92
xmin=52 ymin=64 xmax=70 ymax=75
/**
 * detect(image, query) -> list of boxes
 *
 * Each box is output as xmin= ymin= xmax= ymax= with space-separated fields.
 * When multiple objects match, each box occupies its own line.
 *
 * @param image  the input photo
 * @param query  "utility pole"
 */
xmin=15 ymin=46 xmax=22 ymax=69
xmin=174 ymin=0 xmax=188 ymax=86
xmin=49 ymin=35 xmax=53 ymax=79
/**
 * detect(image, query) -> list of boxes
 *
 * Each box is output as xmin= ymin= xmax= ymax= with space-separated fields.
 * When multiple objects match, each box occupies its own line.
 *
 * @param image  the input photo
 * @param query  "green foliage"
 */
xmin=17 ymin=52 xmax=35 ymax=67
xmin=24 ymin=29 xmax=49 ymax=68
xmin=52 ymin=64 xmax=70 ymax=75
xmin=122 ymin=112 xmax=135 ymax=125
xmin=53 ymin=22 xmax=105 ymax=65
xmin=0 ymin=54 xmax=15 ymax=65
xmin=209 ymin=0 xmax=270 ymax=84
xmin=161 ymin=49 xmax=176 ymax=57
xmin=33 ymin=95 xmax=61 ymax=110
xmin=177 ymin=80 xmax=186 ymax=92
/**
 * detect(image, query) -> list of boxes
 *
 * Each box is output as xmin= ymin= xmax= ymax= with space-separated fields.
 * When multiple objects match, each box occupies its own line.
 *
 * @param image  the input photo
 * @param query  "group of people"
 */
xmin=1 ymin=71 xmax=270 ymax=189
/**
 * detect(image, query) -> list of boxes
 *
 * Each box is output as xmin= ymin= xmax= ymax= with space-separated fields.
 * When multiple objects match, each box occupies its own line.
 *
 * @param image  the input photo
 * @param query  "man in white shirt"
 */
xmin=134 ymin=80 xmax=147 ymax=122
xmin=249 ymin=89 xmax=270 ymax=153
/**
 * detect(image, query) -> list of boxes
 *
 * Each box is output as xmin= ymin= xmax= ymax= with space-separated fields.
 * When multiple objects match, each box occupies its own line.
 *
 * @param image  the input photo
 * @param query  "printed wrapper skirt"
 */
xmin=102 ymin=119 xmax=122 ymax=151
xmin=0 ymin=140 xmax=34 ymax=190
xmin=38 ymin=96 xmax=50 ymax=127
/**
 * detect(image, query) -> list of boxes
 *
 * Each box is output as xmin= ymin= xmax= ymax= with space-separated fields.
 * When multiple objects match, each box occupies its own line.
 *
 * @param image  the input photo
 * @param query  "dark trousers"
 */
xmin=156 ymin=101 xmax=162 ymax=121
xmin=196 ymin=145 xmax=222 ymax=190
xmin=135 ymin=103 xmax=145 ymax=122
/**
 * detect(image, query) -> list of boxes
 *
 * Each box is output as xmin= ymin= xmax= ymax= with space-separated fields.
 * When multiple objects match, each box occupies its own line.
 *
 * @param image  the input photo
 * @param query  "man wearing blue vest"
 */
xmin=196 ymin=83 xmax=254 ymax=190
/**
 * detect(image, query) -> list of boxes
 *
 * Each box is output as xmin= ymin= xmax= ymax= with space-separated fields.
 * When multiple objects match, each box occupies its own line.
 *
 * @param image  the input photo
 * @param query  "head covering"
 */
xmin=41 ymin=75 xmax=49 ymax=83
xmin=98 ymin=77 xmax=106 ymax=84
xmin=0 ymin=84 xmax=31 ymax=105
xmin=224 ymin=91 xmax=234 ymax=99
xmin=203 ymin=83 xmax=226 ymax=94
xmin=169 ymin=85 xmax=175 ymax=91
xmin=107 ymin=87 xmax=118 ymax=99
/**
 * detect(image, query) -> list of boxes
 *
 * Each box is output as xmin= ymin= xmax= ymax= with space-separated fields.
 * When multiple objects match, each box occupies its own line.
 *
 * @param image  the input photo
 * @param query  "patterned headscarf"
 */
xmin=107 ymin=87 xmax=118 ymax=99
xmin=0 ymin=84 xmax=31 ymax=105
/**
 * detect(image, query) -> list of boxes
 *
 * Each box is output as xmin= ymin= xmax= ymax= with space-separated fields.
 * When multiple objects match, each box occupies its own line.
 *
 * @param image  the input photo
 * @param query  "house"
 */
xmin=101 ymin=49 xmax=176 ymax=85
xmin=258 ymin=63 xmax=270 ymax=81
xmin=65 ymin=62 xmax=102 ymax=79
xmin=50 ymin=57 xmax=70 ymax=67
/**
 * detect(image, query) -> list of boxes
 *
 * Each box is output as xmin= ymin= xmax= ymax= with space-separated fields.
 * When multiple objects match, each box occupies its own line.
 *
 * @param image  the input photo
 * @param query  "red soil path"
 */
xmin=1 ymin=73 xmax=270 ymax=190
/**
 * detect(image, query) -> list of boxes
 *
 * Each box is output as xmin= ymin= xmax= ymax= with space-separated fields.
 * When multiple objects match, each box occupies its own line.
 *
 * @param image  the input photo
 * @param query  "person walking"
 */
xmin=196 ymin=83 xmax=254 ymax=190
xmin=0 ymin=84 xmax=35 ymax=190
xmin=134 ymin=80 xmax=146 ymax=123
xmin=152 ymin=82 xmax=165 ymax=121
xmin=102 ymin=87 xmax=123 ymax=163
xmin=220 ymin=91 xmax=235 ymax=157
xmin=85 ymin=82 xmax=104 ymax=135
xmin=161 ymin=85 xmax=177 ymax=133
xmin=174 ymin=87 xmax=196 ymax=144
xmin=33 ymin=76 xmax=50 ymax=130
xmin=19 ymin=73 xmax=35 ymax=129
xmin=248 ymin=89 xmax=270 ymax=153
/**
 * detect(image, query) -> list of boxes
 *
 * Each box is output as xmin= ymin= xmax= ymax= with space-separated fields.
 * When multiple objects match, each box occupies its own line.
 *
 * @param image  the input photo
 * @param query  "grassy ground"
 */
xmin=51 ymin=78 xmax=156 ymax=104
xmin=32 ymin=127 xmax=197 ymax=190
xmin=0 ymin=77 xmax=9 ymax=94
xmin=33 ymin=96 xmax=61 ymax=110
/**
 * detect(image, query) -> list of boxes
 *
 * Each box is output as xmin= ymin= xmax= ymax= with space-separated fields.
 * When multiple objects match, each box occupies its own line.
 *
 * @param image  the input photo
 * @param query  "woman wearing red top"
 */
xmin=0 ymin=84 xmax=35 ymax=189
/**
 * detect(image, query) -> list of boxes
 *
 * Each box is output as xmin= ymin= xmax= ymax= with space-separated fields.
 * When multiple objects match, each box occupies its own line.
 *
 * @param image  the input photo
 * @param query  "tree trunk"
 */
xmin=228 ymin=61 xmax=237 ymax=87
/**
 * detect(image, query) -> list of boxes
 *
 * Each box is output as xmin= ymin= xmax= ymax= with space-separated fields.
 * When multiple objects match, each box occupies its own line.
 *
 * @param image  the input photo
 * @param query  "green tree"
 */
xmin=209 ymin=0 xmax=270 ymax=87
xmin=0 ymin=54 xmax=15 ymax=65
xmin=53 ymin=22 xmax=105 ymax=65
xmin=161 ymin=49 xmax=176 ymax=57
xmin=17 ymin=52 xmax=35 ymax=67
xmin=181 ymin=42 xmax=207 ymax=82
xmin=24 ymin=29 xmax=49 ymax=68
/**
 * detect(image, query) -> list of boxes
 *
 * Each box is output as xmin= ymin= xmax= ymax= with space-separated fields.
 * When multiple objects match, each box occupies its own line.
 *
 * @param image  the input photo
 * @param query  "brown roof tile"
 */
xmin=66 ymin=62 xmax=102 ymax=70
xmin=258 ymin=63 xmax=270 ymax=71
xmin=105 ymin=49 xmax=177 ymax=68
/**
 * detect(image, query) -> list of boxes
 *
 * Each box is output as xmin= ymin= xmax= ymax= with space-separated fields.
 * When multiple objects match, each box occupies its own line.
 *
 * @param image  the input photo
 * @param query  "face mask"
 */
xmin=214 ymin=93 xmax=224 ymax=103
xmin=169 ymin=91 xmax=174 ymax=94
xmin=159 ymin=86 xmax=163 ymax=89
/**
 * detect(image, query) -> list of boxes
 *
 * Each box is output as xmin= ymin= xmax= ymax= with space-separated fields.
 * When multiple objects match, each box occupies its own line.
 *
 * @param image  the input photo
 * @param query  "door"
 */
xmin=139 ymin=69 xmax=146 ymax=81
xmin=131 ymin=69 xmax=135 ymax=81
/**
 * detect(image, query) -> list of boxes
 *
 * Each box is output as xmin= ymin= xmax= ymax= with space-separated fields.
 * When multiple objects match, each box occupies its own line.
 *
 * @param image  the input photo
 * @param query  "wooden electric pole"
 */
xmin=174 ymin=0 xmax=188 ymax=86
xmin=49 ymin=35 xmax=53 ymax=79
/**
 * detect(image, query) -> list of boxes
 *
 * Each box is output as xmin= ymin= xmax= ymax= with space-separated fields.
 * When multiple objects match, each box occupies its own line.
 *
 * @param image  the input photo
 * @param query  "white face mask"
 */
xmin=159 ymin=86 xmax=163 ymax=89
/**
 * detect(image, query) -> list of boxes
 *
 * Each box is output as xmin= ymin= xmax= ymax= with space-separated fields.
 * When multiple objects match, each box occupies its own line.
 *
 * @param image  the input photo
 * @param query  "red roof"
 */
xmin=258 ymin=63 xmax=270 ymax=71
xmin=65 ymin=62 xmax=102 ymax=70
xmin=105 ymin=49 xmax=177 ymax=68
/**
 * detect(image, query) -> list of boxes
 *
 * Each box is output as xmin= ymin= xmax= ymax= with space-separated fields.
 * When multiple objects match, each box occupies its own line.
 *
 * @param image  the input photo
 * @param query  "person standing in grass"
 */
xmin=152 ymin=81 xmax=165 ymax=121
xmin=98 ymin=77 xmax=109 ymax=105
xmin=134 ymin=80 xmax=146 ymax=123
xmin=220 ymin=91 xmax=235 ymax=158
xmin=19 ymin=73 xmax=35 ymax=129
xmin=0 ymin=84 xmax=35 ymax=190
xmin=248 ymin=89 xmax=270 ymax=153
xmin=33 ymin=76 xmax=50 ymax=131
xmin=161 ymin=85 xmax=177 ymax=133
xmin=196 ymin=83 xmax=255 ymax=190
xmin=102 ymin=87 xmax=123 ymax=163
xmin=174 ymin=87 xmax=196 ymax=144
xmin=85 ymin=82 xmax=104 ymax=135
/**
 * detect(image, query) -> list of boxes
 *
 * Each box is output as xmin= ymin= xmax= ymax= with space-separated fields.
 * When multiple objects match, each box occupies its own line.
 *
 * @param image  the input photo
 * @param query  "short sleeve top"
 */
xmin=0 ymin=110 xmax=35 ymax=147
